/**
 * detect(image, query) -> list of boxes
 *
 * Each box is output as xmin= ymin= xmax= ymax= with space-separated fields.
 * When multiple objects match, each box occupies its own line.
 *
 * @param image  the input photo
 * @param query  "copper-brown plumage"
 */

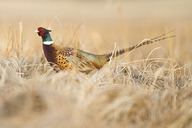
xmin=36 ymin=27 xmax=175 ymax=73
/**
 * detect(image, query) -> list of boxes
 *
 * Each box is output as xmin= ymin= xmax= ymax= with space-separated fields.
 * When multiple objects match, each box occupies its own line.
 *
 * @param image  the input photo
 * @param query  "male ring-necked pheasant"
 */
xmin=36 ymin=27 xmax=175 ymax=73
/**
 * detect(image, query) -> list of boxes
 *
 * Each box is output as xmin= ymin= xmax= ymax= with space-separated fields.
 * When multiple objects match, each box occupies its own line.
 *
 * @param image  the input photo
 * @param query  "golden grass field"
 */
xmin=0 ymin=0 xmax=192 ymax=128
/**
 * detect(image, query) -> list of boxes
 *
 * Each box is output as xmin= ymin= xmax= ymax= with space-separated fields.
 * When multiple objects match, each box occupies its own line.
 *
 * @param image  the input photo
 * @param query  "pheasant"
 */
xmin=36 ymin=27 xmax=175 ymax=73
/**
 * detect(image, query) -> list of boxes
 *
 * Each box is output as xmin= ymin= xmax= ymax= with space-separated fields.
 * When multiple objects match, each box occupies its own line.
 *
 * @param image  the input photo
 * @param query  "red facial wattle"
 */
xmin=39 ymin=31 xmax=45 ymax=36
xmin=37 ymin=27 xmax=46 ymax=36
xmin=37 ymin=27 xmax=51 ymax=37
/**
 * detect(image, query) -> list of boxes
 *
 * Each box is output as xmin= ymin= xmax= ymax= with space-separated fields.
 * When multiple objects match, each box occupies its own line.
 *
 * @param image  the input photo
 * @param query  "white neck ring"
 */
xmin=43 ymin=41 xmax=54 ymax=45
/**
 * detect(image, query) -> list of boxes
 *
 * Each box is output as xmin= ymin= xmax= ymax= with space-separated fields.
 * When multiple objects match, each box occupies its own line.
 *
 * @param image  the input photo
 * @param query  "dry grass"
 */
xmin=0 ymin=0 xmax=192 ymax=128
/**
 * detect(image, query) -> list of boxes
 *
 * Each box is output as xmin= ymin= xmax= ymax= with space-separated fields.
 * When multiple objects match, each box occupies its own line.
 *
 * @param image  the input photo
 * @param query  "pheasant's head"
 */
xmin=36 ymin=27 xmax=53 ymax=44
xmin=36 ymin=27 xmax=51 ymax=37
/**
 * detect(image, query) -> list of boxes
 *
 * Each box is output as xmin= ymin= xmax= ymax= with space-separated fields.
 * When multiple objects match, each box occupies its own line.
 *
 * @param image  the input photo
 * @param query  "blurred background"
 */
xmin=0 ymin=0 xmax=192 ymax=64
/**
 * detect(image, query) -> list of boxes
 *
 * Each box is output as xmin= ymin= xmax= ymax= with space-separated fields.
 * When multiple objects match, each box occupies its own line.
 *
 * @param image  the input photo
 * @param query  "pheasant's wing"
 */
xmin=70 ymin=51 xmax=97 ymax=73
xmin=58 ymin=48 xmax=96 ymax=73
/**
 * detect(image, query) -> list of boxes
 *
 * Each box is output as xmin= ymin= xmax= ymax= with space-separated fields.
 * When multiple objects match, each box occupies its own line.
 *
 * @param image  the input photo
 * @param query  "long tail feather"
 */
xmin=151 ymin=29 xmax=175 ymax=40
xmin=106 ymin=31 xmax=175 ymax=61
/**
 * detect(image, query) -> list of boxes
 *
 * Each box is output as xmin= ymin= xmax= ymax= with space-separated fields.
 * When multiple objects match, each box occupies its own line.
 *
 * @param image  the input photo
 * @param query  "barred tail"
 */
xmin=106 ymin=31 xmax=175 ymax=61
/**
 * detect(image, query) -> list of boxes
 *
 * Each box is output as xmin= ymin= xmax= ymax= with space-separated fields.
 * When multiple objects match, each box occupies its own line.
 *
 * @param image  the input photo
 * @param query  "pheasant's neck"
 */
xmin=42 ymin=33 xmax=54 ymax=45
xmin=43 ymin=44 xmax=57 ymax=65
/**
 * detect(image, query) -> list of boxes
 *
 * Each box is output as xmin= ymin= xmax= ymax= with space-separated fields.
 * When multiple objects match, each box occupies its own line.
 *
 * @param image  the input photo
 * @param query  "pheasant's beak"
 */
xmin=34 ymin=29 xmax=39 ymax=33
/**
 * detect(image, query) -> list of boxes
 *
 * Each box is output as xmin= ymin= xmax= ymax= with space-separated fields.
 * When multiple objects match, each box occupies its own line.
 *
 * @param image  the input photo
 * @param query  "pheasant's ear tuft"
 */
xmin=38 ymin=27 xmax=44 ymax=32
